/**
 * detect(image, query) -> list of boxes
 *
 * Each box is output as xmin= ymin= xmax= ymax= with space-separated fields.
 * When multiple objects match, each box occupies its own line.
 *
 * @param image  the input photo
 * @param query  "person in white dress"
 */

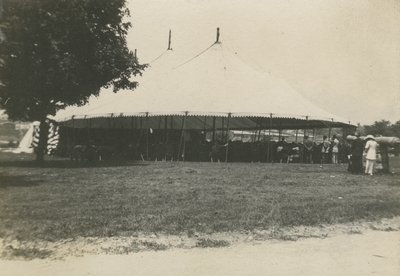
xmin=331 ymin=135 xmax=339 ymax=164
xmin=364 ymin=135 xmax=378 ymax=175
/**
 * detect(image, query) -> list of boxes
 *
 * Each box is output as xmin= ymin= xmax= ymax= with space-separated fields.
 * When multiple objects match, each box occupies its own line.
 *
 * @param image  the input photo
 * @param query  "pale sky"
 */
xmin=126 ymin=0 xmax=399 ymax=125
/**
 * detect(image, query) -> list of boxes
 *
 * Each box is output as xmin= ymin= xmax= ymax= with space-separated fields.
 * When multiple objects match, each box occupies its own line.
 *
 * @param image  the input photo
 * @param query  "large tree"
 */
xmin=0 ymin=0 xmax=146 ymax=162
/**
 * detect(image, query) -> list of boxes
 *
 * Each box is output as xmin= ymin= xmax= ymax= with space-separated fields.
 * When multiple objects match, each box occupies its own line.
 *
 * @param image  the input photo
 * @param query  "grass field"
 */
xmin=0 ymin=152 xmax=400 ymax=243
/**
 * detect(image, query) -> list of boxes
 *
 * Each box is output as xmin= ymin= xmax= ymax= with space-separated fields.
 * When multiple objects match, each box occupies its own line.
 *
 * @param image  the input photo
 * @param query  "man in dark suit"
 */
xmin=350 ymin=132 xmax=364 ymax=174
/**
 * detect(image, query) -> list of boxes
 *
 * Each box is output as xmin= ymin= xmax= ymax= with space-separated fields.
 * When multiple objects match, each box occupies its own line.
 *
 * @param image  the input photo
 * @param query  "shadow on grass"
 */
xmin=0 ymin=160 xmax=150 ymax=169
xmin=0 ymin=173 xmax=44 ymax=188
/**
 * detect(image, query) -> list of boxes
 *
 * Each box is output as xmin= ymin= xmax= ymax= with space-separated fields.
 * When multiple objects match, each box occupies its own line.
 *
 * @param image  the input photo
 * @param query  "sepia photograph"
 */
xmin=0 ymin=0 xmax=399 ymax=275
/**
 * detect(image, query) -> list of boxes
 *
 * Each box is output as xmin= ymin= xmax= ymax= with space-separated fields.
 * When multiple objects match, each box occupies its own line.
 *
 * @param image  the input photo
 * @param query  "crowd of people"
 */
xmin=58 ymin=127 xmax=383 ymax=173
xmin=348 ymin=133 xmax=379 ymax=175
xmin=274 ymin=135 xmax=350 ymax=165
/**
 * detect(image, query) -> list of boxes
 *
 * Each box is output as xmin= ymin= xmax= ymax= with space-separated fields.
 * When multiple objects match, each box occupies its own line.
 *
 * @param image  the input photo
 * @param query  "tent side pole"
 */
xmin=203 ymin=116 xmax=207 ymax=141
xmin=253 ymin=118 xmax=258 ymax=143
xmin=72 ymin=117 xmax=76 ymax=146
xmin=182 ymin=112 xmax=188 ymax=162
xmin=135 ymin=117 xmax=137 ymax=130
xmin=328 ymin=125 xmax=332 ymax=140
xmin=305 ymin=116 xmax=308 ymax=138
xmin=164 ymin=115 xmax=168 ymax=143
xmin=268 ymin=114 xmax=272 ymax=163
xmin=131 ymin=117 xmax=135 ymax=160
xmin=135 ymin=116 xmax=144 ymax=160
xmin=212 ymin=116 xmax=216 ymax=142
xmin=177 ymin=113 xmax=187 ymax=162
xmin=225 ymin=113 xmax=231 ymax=163
xmin=158 ymin=116 xmax=162 ymax=129
xmin=258 ymin=117 xmax=263 ymax=142
xmin=65 ymin=123 xmax=71 ymax=158
xmin=87 ymin=118 xmax=91 ymax=142
xmin=145 ymin=113 xmax=149 ymax=161
xmin=301 ymin=116 xmax=309 ymax=164
xmin=222 ymin=117 xmax=225 ymax=142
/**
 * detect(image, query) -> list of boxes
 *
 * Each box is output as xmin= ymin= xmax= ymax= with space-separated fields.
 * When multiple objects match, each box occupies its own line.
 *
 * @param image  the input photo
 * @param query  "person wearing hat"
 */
xmin=364 ymin=134 xmax=378 ymax=175
xmin=350 ymin=132 xmax=364 ymax=174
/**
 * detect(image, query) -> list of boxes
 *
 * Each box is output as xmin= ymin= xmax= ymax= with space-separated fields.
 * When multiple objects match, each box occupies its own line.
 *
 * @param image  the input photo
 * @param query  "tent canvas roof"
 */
xmin=54 ymin=32 xmax=353 ymax=130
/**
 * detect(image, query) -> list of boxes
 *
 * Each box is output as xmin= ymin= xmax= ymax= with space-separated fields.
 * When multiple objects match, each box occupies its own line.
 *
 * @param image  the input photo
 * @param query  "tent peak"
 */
xmin=167 ymin=29 xmax=172 ymax=50
xmin=215 ymin=27 xmax=221 ymax=44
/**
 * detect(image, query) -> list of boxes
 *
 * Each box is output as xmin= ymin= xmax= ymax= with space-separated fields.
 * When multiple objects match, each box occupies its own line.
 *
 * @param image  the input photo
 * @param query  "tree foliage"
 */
xmin=0 ymin=0 xmax=146 ymax=120
xmin=0 ymin=0 xmax=146 ymax=161
xmin=363 ymin=120 xmax=400 ymax=138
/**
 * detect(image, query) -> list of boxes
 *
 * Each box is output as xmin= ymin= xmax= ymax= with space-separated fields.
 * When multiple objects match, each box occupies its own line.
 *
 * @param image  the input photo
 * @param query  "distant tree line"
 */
xmin=360 ymin=120 xmax=400 ymax=138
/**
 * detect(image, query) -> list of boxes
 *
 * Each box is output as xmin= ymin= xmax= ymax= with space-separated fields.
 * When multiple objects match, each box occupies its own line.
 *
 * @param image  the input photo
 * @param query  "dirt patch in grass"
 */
xmin=0 ymin=216 xmax=399 ymax=260
xmin=1 ymin=246 xmax=53 ymax=260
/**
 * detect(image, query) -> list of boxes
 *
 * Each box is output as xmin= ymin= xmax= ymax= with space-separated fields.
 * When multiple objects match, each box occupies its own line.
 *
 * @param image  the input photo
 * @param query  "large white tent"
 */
xmin=54 ymin=29 xmax=354 ymax=131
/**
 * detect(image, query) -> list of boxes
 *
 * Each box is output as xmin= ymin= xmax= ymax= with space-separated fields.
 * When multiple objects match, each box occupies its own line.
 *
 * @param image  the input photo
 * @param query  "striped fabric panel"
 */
xmin=30 ymin=123 xmax=60 ymax=154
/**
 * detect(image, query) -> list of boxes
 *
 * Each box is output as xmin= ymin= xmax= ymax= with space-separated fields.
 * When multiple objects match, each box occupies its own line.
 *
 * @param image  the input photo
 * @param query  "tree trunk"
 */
xmin=380 ymin=145 xmax=390 ymax=173
xmin=36 ymin=119 xmax=49 ymax=163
